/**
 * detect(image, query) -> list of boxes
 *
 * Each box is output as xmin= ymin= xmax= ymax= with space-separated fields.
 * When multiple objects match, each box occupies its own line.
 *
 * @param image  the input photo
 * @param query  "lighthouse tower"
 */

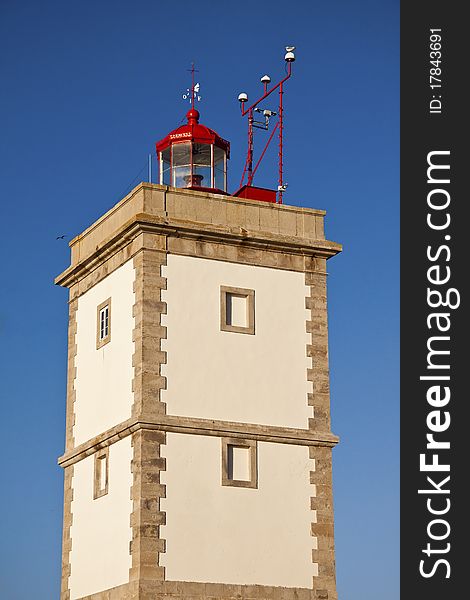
xmin=56 ymin=59 xmax=341 ymax=600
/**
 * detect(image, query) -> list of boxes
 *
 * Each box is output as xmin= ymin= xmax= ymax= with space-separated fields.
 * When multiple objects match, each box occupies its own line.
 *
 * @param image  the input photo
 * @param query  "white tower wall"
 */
xmin=74 ymin=259 xmax=135 ymax=445
xmin=160 ymin=433 xmax=316 ymax=588
xmin=68 ymin=437 xmax=133 ymax=600
xmin=161 ymin=254 xmax=311 ymax=428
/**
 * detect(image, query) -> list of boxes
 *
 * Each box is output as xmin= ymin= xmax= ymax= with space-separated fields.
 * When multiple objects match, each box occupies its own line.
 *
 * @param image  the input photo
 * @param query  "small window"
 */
xmin=99 ymin=306 xmax=109 ymax=339
xmin=221 ymin=438 xmax=257 ymax=489
xmin=93 ymin=448 xmax=109 ymax=499
xmin=220 ymin=286 xmax=255 ymax=335
xmin=96 ymin=298 xmax=111 ymax=349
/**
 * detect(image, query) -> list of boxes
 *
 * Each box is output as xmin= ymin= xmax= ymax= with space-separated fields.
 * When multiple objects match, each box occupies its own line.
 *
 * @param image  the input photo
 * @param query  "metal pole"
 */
xmin=191 ymin=62 xmax=195 ymax=106
xmin=251 ymin=121 xmax=279 ymax=180
xmin=247 ymin=109 xmax=254 ymax=185
xmin=278 ymin=82 xmax=284 ymax=203
xmin=148 ymin=154 xmax=152 ymax=183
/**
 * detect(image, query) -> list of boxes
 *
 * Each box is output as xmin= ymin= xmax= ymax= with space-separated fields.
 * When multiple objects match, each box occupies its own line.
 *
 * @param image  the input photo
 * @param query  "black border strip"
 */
xmin=401 ymin=3 xmax=466 ymax=597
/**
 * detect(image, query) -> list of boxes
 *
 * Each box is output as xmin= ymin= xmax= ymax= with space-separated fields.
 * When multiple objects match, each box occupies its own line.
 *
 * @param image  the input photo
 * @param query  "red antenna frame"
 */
xmin=237 ymin=47 xmax=295 ymax=203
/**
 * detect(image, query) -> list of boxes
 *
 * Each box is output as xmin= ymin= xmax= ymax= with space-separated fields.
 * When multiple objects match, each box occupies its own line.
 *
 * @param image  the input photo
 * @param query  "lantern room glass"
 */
xmin=161 ymin=147 xmax=171 ymax=185
xmin=159 ymin=142 xmax=227 ymax=192
xmin=214 ymin=145 xmax=227 ymax=191
xmin=171 ymin=143 xmax=191 ymax=188
xmin=192 ymin=143 xmax=211 ymax=188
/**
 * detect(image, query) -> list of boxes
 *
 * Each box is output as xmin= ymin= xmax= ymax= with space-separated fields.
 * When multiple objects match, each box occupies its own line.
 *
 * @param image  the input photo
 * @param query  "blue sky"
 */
xmin=0 ymin=1 xmax=399 ymax=598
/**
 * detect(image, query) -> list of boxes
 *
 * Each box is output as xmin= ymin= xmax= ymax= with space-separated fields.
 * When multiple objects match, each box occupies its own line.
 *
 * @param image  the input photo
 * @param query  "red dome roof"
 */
xmin=156 ymin=109 xmax=230 ymax=157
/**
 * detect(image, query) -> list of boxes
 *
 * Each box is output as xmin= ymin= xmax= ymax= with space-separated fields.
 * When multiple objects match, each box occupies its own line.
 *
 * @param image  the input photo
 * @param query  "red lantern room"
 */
xmin=156 ymin=107 xmax=230 ymax=193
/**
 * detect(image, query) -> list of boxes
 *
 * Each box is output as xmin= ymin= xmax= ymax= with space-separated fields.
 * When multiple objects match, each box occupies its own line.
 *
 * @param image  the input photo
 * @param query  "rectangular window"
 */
xmin=220 ymin=286 xmax=255 ymax=335
xmin=100 ymin=306 xmax=109 ymax=339
xmin=93 ymin=448 xmax=109 ymax=499
xmin=96 ymin=298 xmax=111 ymax=349
xmin=221 ymin=438 xmax=257 ymax=489
xmin=229 ymin=445 xmax=251 ymax=480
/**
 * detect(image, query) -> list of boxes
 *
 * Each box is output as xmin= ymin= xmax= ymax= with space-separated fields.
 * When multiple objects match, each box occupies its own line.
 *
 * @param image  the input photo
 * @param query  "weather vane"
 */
xmin=182 ymin=62 xmax=201 ymax=105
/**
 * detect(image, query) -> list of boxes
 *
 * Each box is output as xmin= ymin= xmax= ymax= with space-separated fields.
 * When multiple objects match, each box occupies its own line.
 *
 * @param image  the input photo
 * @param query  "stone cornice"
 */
xmin=68 ymin=183 xmax=328 ymax=248
xmin=55 ymin=214 xmax=342 ymax=289
xmin=58 ymin=414 xmax=340 ymax=468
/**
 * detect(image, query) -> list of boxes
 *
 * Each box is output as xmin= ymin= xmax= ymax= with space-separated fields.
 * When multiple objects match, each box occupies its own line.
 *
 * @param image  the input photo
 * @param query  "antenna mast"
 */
xmin=237 ymin=47 xmax=296 ymax=203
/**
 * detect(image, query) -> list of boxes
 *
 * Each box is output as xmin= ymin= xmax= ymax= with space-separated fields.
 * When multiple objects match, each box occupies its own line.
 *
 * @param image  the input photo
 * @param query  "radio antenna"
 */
xmin=236 ymin=47 xmax=296 ymax=203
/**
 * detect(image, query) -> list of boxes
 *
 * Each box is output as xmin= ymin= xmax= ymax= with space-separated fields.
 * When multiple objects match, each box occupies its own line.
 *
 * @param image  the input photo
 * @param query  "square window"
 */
xmin=220 ymin=286 xmax=255 ymax=335
xmin=221 ymin=438 xmax=257 ymax=489
xmin=93 ymin=448 xmax=109 ymax=499
xmin=96 ymin=298 xmax=111 ymax=349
